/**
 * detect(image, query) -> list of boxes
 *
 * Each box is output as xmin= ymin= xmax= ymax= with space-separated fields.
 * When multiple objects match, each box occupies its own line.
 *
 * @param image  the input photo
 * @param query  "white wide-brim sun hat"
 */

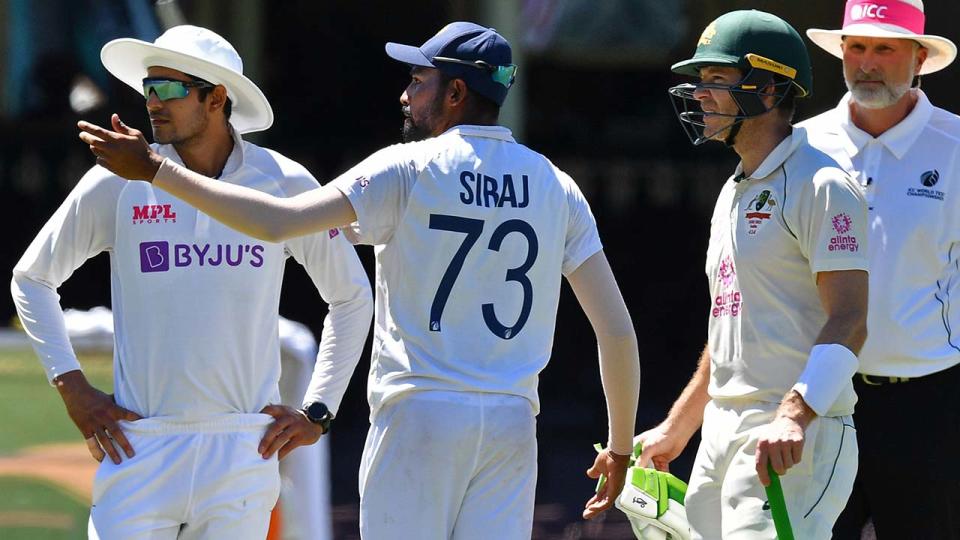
xmin=807 ymin=0 xmax=957 ymax=75
xmin=101 ymin=25 xmax=273 ymax=134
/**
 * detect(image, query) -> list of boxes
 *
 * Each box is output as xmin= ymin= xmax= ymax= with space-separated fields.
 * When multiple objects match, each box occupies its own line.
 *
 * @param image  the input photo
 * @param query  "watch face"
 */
xmin=307 ymin=402 xmax=329 ymax=421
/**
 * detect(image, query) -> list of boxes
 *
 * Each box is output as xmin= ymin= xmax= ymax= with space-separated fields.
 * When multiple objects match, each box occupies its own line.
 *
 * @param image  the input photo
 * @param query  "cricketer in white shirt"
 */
xmin=706 ymin=127 xmax=868 ymax=417
xmin=686 ymin=126 xmax=869 ymax=538
xmin=329 ymin=124 xmax=618 ymax=536
xmin=11 ymin=132 xmax=373 ymax=538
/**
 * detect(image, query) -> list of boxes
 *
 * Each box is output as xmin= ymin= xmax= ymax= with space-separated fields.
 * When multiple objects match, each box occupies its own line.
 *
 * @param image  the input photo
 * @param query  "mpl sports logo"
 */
xmin=828 ymin=213 xmax=860 ymax=253
xmin=139 ymin=241 xmax=265 ymax=273
xmin=907 ymin=170 xmax=945 ymax=201
xmin=713 ymin=255 xmax=741 ymax=318
xmin=744 ymin=189 xmax=777 ymax=236
xmin=132 ymin=204 xmax=177 ymax=225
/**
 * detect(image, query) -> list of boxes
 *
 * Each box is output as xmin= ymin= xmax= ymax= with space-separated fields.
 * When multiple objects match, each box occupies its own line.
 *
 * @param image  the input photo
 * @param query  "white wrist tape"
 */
xmin=791 ymin=343 xmax=858 ymax=416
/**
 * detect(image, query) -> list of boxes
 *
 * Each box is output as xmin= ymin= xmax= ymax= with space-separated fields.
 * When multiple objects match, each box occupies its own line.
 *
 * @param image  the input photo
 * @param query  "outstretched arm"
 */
xmin=78 ymin=115 xmax=356 ymax=242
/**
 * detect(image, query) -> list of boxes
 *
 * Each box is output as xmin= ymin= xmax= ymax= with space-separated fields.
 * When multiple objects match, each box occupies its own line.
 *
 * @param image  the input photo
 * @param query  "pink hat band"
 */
xmin=843 ymin=1 xmax=925 ymax=34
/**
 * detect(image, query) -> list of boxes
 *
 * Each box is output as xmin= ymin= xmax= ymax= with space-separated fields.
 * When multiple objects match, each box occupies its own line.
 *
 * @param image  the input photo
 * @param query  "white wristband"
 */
xmin=791 ymin=343 xmax=858 ymax=416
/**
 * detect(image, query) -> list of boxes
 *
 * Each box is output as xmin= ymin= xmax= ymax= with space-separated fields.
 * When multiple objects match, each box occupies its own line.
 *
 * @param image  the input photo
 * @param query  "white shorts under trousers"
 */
xmin=88 ymin=414 xmax=280 ymax=540
xmin=359 ymin=391 xmax=537 ymax=540
xmin=686 ymin=400 xmax=857 ymax=540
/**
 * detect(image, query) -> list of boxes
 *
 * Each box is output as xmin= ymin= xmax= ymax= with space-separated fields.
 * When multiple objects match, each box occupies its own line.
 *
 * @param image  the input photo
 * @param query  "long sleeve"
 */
xmin=11 ymin=167 xmax=121 ymax=382
xmin=286 ymin=222 xmax=373 ymax=416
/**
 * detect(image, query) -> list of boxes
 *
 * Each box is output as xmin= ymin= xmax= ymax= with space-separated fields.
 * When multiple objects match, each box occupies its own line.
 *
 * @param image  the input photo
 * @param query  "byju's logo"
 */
xmin=138 ymin=241 xmax=265 ymax=273
xmin=140 ymin=241 xmax=169 ymax=272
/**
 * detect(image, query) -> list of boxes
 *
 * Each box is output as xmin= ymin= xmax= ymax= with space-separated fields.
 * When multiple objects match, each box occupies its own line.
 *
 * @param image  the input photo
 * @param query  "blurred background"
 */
xmin=2 ymin=0 xmax=958 ymax=538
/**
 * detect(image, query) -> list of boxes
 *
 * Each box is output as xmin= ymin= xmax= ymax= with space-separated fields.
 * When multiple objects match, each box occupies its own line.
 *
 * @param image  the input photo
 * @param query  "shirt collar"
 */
xmin=442 ymin=124 xmax=516 ymax=142
xmin=834 ymin=90 xmax=933 ymax=160
xmin=733 ymin=128 xmax=806 ymax=182
xmin=155 ymin=126 xmax=245 ymax=179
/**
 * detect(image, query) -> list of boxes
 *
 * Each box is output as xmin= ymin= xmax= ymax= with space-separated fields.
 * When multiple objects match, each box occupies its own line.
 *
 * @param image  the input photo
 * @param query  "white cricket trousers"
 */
xmin=359 ymin=390 xmax=537 ymax=540
xmin=88 ymin=414 xmax=280 ymax=540
xmin=686 ymin=400 xmax=857 ymax=539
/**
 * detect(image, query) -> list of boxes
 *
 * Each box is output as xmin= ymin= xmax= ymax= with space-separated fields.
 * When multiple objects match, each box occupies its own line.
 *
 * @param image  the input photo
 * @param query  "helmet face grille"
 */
xmin=668 ymin=68 xmax=796 ymax=147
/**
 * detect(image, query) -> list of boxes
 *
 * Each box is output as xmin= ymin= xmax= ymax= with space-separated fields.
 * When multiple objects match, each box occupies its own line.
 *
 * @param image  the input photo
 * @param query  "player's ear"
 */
xmin=448 ymin=78 xmax=468 ymax=108
xmin=208 ymin=85 xmax=228 ymax=113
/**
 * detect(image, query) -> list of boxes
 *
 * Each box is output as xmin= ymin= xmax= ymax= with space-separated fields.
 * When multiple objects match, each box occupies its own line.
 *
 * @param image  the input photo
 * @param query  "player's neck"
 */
xmin=849 ymin=89 xmax=918 ymax=138
xmin=733 ymin=120 xmax=791 ymax=178
xmin=173 ymin=125 xmax=234 ymax=179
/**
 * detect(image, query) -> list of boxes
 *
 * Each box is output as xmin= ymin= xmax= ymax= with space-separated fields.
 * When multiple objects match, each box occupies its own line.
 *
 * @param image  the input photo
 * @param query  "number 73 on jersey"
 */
xmin=428 ymin=214 xmax=539 ymax=340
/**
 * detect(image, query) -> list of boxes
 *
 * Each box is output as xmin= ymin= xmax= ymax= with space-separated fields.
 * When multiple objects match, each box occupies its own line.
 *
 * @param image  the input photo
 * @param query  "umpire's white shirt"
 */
xmin=801 ymin=91 xmax=960 ymax=378
xmin=706 ymin=128 xmax=868 ymax=417
xmin=332 ymin=125 xmax=601 ymax=415
xmin=12 ymin=134 xmax=371 ymax=418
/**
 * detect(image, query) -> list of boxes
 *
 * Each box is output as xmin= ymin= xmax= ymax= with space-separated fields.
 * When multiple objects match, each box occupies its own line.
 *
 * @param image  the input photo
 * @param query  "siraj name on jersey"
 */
xmin=459 ymin=171 xmax=529 ymax=208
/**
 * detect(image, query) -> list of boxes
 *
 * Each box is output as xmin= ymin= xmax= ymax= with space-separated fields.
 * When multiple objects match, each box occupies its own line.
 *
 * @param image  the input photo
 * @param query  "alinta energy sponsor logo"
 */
xmin=744 ymin=189 xmax=777 ymax=236
xmin=907 ymin=170 xmax=945 ymax=201
xmin=828 ymin=213 xmax=859 ymax=253
xmin=132 ymin=204 xmax=177 ymax=224
xmin=139 ymin=241 xmax=264 ymax=273
xmin=713 ymin=255 xmax=741 ymax=318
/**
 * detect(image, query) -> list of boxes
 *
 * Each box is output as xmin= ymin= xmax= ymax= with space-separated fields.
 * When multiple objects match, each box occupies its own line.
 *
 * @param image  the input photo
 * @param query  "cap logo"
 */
xmin=746 ymin=54 xmax=797 ymax=80
xmin=698 ymin=21 xmax=717 ymax=46
xmin=850 ymin=3 xmax=888 ymax=21
xmin=843 ymin=0 xmax=925 ymax=34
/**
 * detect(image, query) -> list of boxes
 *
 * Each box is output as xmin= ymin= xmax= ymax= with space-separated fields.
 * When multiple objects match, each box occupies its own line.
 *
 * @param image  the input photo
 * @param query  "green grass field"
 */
xmin=0 ymin=349 xmax=113 ymax=539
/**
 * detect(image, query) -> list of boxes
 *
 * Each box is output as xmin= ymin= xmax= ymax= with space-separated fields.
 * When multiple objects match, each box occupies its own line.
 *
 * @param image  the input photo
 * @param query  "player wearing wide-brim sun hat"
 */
xmin=806 ymin=0 xmax=957 ymax=75
xmin=100 ymin=24 xmax=273 ymax=134
xmin=668 ymin=10 xmax=813 ymax=146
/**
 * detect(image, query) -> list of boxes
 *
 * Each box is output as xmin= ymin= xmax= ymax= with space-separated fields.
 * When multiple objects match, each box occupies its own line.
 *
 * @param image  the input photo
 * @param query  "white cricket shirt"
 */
xmin=12 ymin=134 xmax=372 ymax=418
xmin=706 ymin=128 xmax=869 ymax=416
xmin=332 ymin=125 xmax=602 ymax=414
xmin=800 ymin=91 xmax=960 ymax=378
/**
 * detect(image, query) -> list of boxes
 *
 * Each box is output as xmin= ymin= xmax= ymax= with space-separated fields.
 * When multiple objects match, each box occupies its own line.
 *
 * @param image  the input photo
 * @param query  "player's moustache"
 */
xmin=854 ymin=71 xmax=884 ymax=82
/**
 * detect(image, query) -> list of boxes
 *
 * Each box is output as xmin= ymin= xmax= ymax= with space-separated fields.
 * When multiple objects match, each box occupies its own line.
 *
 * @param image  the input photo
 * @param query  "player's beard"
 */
xmin=402 ymin=93 xmax=445 ymax=143
xmin=846 ymin=73 xmax=912 ymax=109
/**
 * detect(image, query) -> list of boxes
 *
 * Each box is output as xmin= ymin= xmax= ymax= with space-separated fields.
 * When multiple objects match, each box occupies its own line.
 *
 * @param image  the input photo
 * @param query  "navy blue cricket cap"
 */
xmin=385 ymin=21 xmax=516 ymax=106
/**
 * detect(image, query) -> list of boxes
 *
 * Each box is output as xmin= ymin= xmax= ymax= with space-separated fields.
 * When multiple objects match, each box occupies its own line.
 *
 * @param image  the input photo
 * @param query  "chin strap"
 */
xmin=723 ymin=121 xmax=742 ymax=147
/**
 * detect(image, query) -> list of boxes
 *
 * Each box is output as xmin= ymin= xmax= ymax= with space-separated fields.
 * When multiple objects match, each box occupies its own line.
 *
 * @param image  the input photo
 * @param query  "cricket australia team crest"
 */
xmin=744 ymin=189 xmax=777 ymax=236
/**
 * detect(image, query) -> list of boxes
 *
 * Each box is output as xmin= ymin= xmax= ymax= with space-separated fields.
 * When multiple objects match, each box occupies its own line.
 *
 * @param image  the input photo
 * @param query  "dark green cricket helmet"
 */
xmin=669 ymin=10 xmax=813 ymax=146
xmin=672 ymin=10 xmax=812 ymax=97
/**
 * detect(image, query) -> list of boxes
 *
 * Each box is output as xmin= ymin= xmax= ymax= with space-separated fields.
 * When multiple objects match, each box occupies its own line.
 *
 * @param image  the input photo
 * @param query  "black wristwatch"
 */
xmin=302 ymin=401 xmax=334 ymax=433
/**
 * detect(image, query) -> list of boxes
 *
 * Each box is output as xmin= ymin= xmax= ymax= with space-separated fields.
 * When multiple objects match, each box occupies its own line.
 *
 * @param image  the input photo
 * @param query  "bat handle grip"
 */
xmin=764 ymin=463 xmax=795 ymax=540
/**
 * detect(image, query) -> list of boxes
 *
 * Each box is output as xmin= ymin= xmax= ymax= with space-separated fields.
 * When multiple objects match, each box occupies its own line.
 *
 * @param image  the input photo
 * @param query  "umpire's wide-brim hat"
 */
xmin=100 ymin=25 xmax=273 ymax=134
xmin=807 ymin=0 xmax=956 ymax=75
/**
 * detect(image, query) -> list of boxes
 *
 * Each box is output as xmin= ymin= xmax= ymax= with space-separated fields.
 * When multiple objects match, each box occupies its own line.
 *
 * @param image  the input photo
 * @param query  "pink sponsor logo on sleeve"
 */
xmin=713 ymin=255 xmax=741 ymax=318
xmin=829 ymin=213 xmax=859 ymax=252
